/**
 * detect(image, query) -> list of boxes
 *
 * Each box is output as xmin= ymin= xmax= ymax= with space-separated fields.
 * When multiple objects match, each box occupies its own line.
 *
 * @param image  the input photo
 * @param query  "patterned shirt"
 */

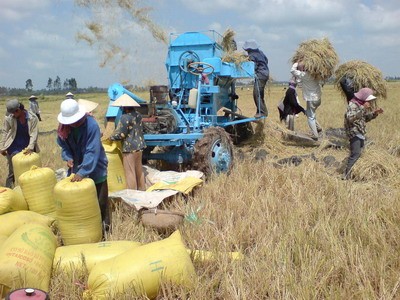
xmin=110 ymin=110 xmax=146 ymax=152
xmin=344 ymin=101 xmax=377 ymax=139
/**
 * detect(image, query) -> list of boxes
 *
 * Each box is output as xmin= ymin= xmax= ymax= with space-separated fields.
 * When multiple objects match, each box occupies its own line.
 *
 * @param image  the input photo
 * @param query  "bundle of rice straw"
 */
xmin=351 ymin=148 xmax=399 ymax=181
xmin=221 ymin=28 xmax=249 ymax=65
xmin=291 ymin=37 xmax=339 ymax=81
xmin=334 ymin=60 xmax=387 ymax=99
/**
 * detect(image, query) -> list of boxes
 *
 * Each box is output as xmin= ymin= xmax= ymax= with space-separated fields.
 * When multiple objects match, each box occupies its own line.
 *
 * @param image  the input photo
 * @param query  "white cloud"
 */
xmin=0 ymin=0 xmax=51 ymax=21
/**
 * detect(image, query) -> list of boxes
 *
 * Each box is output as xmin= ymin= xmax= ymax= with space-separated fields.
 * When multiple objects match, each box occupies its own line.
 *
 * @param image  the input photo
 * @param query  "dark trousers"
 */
xmin=5 ymin=153 xmax=15 ymax=188
xmin=95 ymin=180 xmax=110 ymax=228
xmin=253 ymin=78 xmax=268 ymax=115
xmin=344 ymin=136 xmax=364 ymax=178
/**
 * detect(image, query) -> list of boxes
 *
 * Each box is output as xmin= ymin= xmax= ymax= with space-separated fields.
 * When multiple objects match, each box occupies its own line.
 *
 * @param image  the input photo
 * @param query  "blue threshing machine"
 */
xmin=106 ymin=30 xmax=266 ymax=174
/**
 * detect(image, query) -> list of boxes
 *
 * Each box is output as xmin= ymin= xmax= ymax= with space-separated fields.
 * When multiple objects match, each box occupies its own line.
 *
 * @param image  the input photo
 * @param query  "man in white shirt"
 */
xmin=291 ymin=62 xmax=322 ymax=140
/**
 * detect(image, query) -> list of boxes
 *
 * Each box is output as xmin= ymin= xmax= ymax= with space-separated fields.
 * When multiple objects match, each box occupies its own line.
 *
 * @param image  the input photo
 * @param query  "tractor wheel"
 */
xmin=193 ymin=127 xmax=234 ymax=175
xmin=225 ymin=122 xmax=254 ymax=145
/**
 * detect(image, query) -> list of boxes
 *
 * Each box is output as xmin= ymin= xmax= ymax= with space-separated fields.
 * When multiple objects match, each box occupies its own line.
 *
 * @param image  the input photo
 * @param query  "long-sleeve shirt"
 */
xmin=57 ymin=116 xmax=108 ymax=183
xmin=344 ymin=101 xmax=377 ymax=139
xmin=1 ymin=110 xmax=39 ymax=152
xmin=247 ymin=49 xmax=269 ymax=80
xmin=29 ymin=100 xmax=40 ymax=115
xmin=110 ymin=111 xmax=146 ymax=153
xmin=291 ymin=63 xmax=322 ymax=102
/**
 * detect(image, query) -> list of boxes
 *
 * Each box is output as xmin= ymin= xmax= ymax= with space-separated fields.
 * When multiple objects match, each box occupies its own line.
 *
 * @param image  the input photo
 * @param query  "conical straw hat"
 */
xmin=77 ymin=99 xmax=99 ymax=113
xmin=111 ymin=94 xmax=140 ymax=107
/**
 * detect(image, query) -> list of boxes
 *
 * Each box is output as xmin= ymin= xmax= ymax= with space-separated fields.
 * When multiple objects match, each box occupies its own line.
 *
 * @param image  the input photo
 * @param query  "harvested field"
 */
xmin=0 ymin=82 xmax=399 ymax=299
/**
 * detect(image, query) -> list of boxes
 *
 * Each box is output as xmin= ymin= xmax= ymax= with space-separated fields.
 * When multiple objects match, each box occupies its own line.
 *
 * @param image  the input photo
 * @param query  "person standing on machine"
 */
xmin=243 ymin=39 xmax=270 ymax=118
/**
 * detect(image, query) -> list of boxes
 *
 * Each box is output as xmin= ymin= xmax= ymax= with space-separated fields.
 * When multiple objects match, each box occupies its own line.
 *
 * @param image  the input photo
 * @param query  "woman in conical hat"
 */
xmin=109 ymin=94 xmax=146 ymax=190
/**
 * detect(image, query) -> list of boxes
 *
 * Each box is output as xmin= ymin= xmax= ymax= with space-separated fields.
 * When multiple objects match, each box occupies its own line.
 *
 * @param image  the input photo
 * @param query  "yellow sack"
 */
xmin=11 ymin=186 xmax=28 ymax=211
xmin=53 ymin=241 xmax=142 ymax=273
xmin=0 ymin=187 xmax=28 ymax=215
xmin=0 ymin=188 xmax=12 ymax=215
xmin=84 ymin=230 xmax=196 ymax=300
xmin=54 ymin=176 xmax=102 ymax=245
xmin=146 ymin=177 xmax=203 ymax=194
xmin=0 ymin=223 xmax=57 ymax=297
xmin=19 ymin=166 xmax=56 ymax=215
xmin=102 ymin=141 xmax=126 ymax=192
xmin=0 ymin=210 xmax=55 ymax=237
xmin=11 ymin=150 xmax=41 ymax=186
xmin=0 ymin=234 xmax=8 ymax=248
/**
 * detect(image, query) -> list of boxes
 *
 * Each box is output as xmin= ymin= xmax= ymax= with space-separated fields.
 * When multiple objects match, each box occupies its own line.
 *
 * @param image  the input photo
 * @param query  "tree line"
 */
xmin=25 ymin=77 xmax=78 ymax=92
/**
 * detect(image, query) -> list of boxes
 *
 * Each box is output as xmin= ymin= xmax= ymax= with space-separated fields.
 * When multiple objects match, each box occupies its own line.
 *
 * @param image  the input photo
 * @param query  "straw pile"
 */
xmin=221 ymin=28 xmax=249 ymax=65
xmin=334 ymin=60 xmax=387 ymax=99
xmin=291 ymin=37 xmax=339 ymax=81
xmin=350 ymin=147 xmax=399 ymax=181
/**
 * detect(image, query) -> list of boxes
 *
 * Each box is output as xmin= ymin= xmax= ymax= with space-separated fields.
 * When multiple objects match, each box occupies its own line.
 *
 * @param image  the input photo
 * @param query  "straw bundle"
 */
xmin=291 ymin=37 xmax=339 ymax=81
xmin=350 ymin=148 xmax=399 ymax=181
xmin=334 ymin=60 xmax=387 ymax=99
xmin=221 ymin=28 xmax=236 ymax=52
xmin=221 ymin=28 xmax=249 ymax=65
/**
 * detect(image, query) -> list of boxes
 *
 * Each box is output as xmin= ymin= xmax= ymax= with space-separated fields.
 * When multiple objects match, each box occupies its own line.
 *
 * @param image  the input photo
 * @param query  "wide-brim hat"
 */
xmin=354 ymin=87 xmax=376 ymax=102
xmin=77 ymin=99 xmax=99 ymax=113
xmin=57 ymin=99 xmax=87 ymax=125
xmin=29 ymin=95 xmax=38 ymax=100
xmin=243 ymin=39 xmax=259 ymax=50
xmin=111 ymin=94 xmax=140 ymax=107
xmin=66 ymin=92 xmax=74 ymax=97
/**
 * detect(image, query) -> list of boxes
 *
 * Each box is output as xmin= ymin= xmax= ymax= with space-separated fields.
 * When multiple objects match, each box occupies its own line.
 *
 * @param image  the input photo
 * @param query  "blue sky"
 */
xmin=0 ymin=0 xmax=399 ymax=89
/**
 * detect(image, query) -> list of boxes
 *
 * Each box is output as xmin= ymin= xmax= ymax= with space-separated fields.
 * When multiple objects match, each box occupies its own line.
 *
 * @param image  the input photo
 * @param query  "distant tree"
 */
xmin=53 ymin=76 xmax=61 ymax=90
xmin=63 ymin=79 xmax=69 ymax=90
xmin=69 ymin=78 xmax=77 ymax=90
xmin=47 ymin=78 xmax=53 ymax=90
xmin=25 ymin=79 xmax=33 ymax=91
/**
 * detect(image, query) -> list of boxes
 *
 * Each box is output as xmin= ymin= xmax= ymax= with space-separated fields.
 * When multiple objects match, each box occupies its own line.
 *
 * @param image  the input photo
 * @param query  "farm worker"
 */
xmin=343 ymin=88 xmax=383 ymax=179
xmin=291 ymin=61 xmax=323 ymax=141
xmin=109 ymin=94 xmax=146 ymax=190
xmin=77 ymin=99 xmax=99 ymax=116
xmin=28 ymin=95 xmax=42 ymax=121
xmin=56 ymin=99 xmax=110 ymax=229
xmin=277 ymin=78 xmax=305 ymax=131
xmin=65 ymin=92 xmax=75 ymax=99
xmin=0 ymin=99 xmax=39 ymax=188
xmin=339 ymin=75 xmax=356 ymax=103
xmin=243 ymin=39 xmax=269 ymax=118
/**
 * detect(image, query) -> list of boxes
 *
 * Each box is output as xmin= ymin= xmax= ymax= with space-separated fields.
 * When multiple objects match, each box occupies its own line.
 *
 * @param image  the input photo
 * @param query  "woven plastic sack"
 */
xmin=19 ymin=166 xmax=56 ymax=215
xmin=83 ymin=230 xmax=196 ymax=300
xmin=0 ymin=210 xmax=55 ymax=237
xmin=0 ymin=187 xmax=28 ymax=215
xmin=54 ymin=175 xmax=102 ymax=245
xmin=0 ymin=223 xmax=57 ymax=297
xmin=0 ymin=234 xmax=8 ymax=248
xmin=11 ymin=186 xmax=28 ymax=211
xmin=102 ymin=141 xmax=126 ymax=192
xmin=53 ymin=241 xmax=141 ymax=273
xmin=11 ymin=150 xmax=41 ymax=186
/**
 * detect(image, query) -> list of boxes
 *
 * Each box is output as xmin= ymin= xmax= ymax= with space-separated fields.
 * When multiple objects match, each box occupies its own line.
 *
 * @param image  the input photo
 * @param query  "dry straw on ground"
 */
xmin=291 ymin=37 xmax=339 ymax=81
xmin=334 ymin=60 xmax=388 ymax=99
xmin=350 ymin=147 xmax=399 ymax=182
